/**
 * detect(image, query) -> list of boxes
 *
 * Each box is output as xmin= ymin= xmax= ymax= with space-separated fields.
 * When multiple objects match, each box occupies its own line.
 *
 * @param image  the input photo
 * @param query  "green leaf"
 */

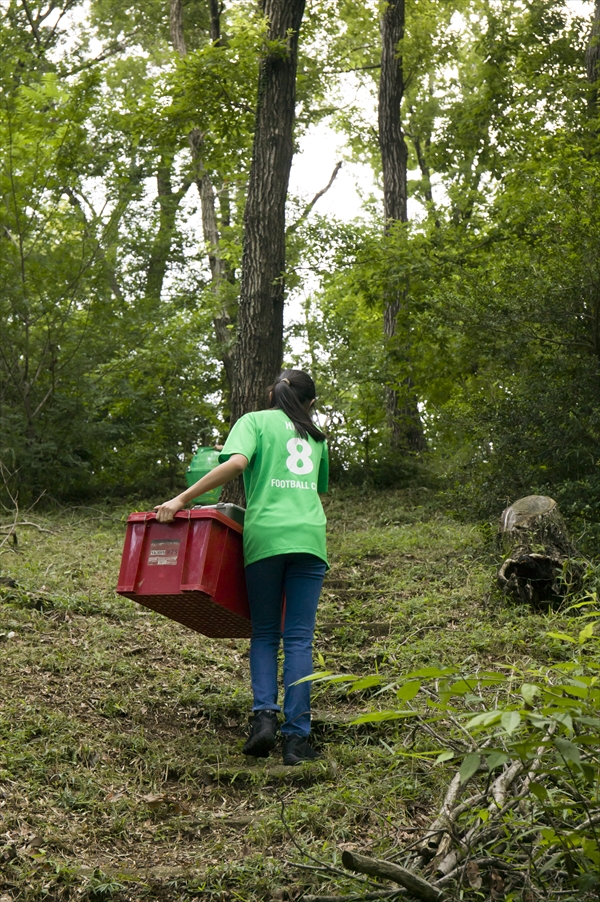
xmin=579 ymin=622 xmax=595 ymax=645
xmin=396 ymin=680 xmax=420 ymax=701
xmin=521 ymin=683 xmax=540 ymax=705
xmin=348 ymin=675 xmax=384 ymax=692
xmin=293 ymin=671 xmax=332 ymax=684
xmin=404 ymin=666 xmax=456 ymax=679
xmin=541 ymin=828 xmax=558 ymax=844
xmin=486 ymin=751 xmax=508 ymax=770
xmin=542 ymin=695 xmax=581 ymax=710
xmin=476 ymin=674 xmax=508 ymax=685
xmin=546 ymin=632 xmax=576 ymax=643
xmin=582 ymin=839 xmax=600 ymax=867
xmin=556 ymin=683 xmax=588 ymax=699
xmin=566 ymin=599 xmax=597 ymax=611
xmin=459 ymin=753 xmax=481 ymax=784
xmin=581 ymin=763 xmax=597 ymax=785
xmin=529 ymin=782 xmax=549 ymax=802
xmin=554 ymin=736 xmax=581 ymax=764
xmin=501 ymin=711 xmax=521 ymax=735
xmin=434 ymin=750 xmax=455 ymax=765
xmin=526 ymin=712 xmax=553 ymax=729
xmin=551 ymin=712 xmax=574 ymax=732
xmin=427 ymin=698 xmax=459 ymax=711
xmin=350 ymin=710 xmax=417 ymax=725
xmin=293 ymin=672 xmax=356 ymax=685
xmin=466 ymin=710 xmax=502 ymax=729
xmin=449 ymin=679 xmax=476 ymax=695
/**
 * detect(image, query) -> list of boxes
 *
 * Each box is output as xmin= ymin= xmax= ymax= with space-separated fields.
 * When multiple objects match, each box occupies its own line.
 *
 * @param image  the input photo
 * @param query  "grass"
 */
xmin=0 ymin=487 xmax=596 ymax=901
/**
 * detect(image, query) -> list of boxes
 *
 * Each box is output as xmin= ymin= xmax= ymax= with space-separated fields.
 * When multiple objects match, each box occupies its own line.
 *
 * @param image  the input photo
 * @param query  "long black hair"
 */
xmin=268 ymin=369 xmax=326 ymax=442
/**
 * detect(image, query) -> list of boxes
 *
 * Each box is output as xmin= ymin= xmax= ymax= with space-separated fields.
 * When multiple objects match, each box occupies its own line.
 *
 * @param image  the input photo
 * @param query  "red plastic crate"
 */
xmin=116 ymin=509 xmax=251 ymax=638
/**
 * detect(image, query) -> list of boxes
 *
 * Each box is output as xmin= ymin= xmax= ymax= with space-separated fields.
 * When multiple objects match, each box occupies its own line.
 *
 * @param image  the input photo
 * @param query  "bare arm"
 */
xmin=154 ymin=454 xmax=248 ymax=522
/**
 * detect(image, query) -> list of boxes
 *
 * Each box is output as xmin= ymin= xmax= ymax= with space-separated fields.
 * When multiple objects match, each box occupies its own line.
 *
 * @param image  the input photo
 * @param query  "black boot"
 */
xmin=242 ymin=710 xmax=279 ymax=757
xmin=282 ymin=734 xmax=321 ymax=766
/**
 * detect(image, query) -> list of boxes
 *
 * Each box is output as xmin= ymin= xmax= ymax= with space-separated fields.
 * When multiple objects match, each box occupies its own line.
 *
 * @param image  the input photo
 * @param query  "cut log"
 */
xmin=497 ymin=495 xmax=582 ymax=607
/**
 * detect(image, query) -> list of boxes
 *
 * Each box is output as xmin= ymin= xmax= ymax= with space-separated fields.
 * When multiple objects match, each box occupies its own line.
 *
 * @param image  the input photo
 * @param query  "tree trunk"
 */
xmin=208 ymin=0 xmax=221 ymax=44
xmin=145 ymin=159 xmax=189 ymax=303
xmin=169 ymin=0 xmax=187 ymax=55
xmin=586 ymin=0 xmax=600 ymax=115
xmin=229 ymin=0 xmax=306 ymax=422
xmin=170 ymin=0 xmax=235 ymax=389
xmin=497 ymin=495 xmax=582 ymax=607
xmin=379 ymin=0 xmax=407 ymax=227
xmin=189 ymin=129 xmax=236 ymax=389
xmin=378 ymin=0 xmax=425 ymax=453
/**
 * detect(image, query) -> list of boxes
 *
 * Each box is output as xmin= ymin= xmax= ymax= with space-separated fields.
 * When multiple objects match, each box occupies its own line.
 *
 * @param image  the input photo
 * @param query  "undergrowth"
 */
xmin=0 ymin=487 xmax=598 ymax=901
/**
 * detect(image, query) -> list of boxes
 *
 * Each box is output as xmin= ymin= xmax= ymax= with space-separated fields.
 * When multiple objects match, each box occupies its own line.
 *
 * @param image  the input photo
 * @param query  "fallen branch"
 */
xmin=433 ymin=745 xmax=549 ymax=876
xmin=303 ymin=891 xmax=404 ymax=902
xmin=418 ymin=772 xmax=462 ymax=860
xmin=0 ymin=521 xmax=55 ymax=534
xmin=341 ymin=851 xmax=446 ymax=902
xmin=489 ymin=759 xmax=524 ymax=809
xmin=424 ymin=746 xmax=534 ymax=876
xmin=575 ymin=811 xmax=600 ymax=831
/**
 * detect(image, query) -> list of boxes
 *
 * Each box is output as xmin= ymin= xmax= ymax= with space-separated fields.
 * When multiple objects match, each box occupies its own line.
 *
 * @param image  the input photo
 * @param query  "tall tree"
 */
xmin=378 ymin=0 xmax=425 ymax=452
xmin=144 ymin=157 xmax=192 ymax=303
xmin=587 ymin=0 xmax=600 ymax=115
xmin=229 ymin=0 xmax=306 ymax=420
xmin=169 ymin=0 xmax=235 ymax=387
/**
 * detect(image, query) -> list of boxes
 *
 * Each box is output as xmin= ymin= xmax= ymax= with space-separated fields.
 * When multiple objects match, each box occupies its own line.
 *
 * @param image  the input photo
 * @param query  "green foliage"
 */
xmin=0 ymin=70 xmax=117 ymax=497
xmin=419 ymin=140 xmax=600 ymax=532
xmin=0 ymin=2 xmax=240 ymax=502
xmin=309 ymin=599 xmax=600 ymax=896
xmin=167 ymin=7 xmax=265 ymax=181
xmin=3 ymin=0 xmax=600 ymax=521
xmin=87 ymin=310 xmax=223 ymax=497
xmin=288 ymin=216 xmax=429 ymax=484
xmin=2 ymin=488 xmax=598 ymax=900
xmin=0 ymin=63 xmax=223 ymax=501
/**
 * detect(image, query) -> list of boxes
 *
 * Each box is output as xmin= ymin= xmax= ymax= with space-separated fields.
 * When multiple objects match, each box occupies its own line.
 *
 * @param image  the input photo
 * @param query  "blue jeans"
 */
xmin=244 ymin=553 xmax=326 ymax=737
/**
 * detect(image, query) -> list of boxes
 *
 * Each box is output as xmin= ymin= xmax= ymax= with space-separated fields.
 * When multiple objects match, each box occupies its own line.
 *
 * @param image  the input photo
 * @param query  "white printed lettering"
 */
xmin=269 ymin=479 xmax=317 ymax=490
xmin=286 ymin=438 xmax=314 ymax=475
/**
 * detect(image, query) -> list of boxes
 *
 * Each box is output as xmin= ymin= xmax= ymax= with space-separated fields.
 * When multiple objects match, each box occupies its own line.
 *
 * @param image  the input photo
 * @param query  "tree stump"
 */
xmin=497 ymin=495 xmax=582 ymax=607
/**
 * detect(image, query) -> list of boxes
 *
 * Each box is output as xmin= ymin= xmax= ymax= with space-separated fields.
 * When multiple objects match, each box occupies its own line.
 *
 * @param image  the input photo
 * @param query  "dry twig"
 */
xmin=303 ymin=892 xmax=404 ymax=902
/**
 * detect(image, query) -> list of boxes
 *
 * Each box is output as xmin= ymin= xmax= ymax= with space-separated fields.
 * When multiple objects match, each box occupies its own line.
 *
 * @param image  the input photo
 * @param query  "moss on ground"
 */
xmin=0 ymin=488 xmax=594 ymax=900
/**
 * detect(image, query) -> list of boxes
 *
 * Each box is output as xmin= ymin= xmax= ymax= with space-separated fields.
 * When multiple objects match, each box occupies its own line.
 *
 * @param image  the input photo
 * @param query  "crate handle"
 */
xmin=139 ymin=511 xmax=193 ymax=522
xmin=117 ymin=517 xmax=150 ymax=592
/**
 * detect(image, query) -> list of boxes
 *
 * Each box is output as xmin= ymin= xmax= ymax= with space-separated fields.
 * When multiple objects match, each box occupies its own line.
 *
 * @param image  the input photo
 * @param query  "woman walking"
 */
xmin=154 ymin=370 xmax=328 ymax=765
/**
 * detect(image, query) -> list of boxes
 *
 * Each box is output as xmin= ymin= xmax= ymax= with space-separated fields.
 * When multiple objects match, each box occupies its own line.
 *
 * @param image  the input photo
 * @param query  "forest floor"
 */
xmin=0 ymin=487 xmax=595 ymax=901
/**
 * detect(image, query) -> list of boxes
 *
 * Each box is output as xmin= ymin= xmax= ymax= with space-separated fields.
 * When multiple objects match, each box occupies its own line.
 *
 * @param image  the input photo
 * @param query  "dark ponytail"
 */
xmin=268 ymin=370 xmax=326 ymax=442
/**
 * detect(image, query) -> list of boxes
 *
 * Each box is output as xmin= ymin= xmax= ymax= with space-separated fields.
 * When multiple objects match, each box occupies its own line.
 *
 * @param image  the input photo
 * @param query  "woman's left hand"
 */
xmin=154 ymin=497 xmax=185 ymax=522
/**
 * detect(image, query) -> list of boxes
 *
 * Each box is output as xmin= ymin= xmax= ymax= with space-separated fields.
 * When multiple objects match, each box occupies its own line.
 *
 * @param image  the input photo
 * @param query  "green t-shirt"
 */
xmin=219 ymin=409 xmax=328 ymax=567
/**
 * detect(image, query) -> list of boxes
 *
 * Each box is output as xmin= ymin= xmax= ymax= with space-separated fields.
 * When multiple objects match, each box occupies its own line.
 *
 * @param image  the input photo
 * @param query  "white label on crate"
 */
xmin=148 ymin=539 xmax=181 ymax=566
